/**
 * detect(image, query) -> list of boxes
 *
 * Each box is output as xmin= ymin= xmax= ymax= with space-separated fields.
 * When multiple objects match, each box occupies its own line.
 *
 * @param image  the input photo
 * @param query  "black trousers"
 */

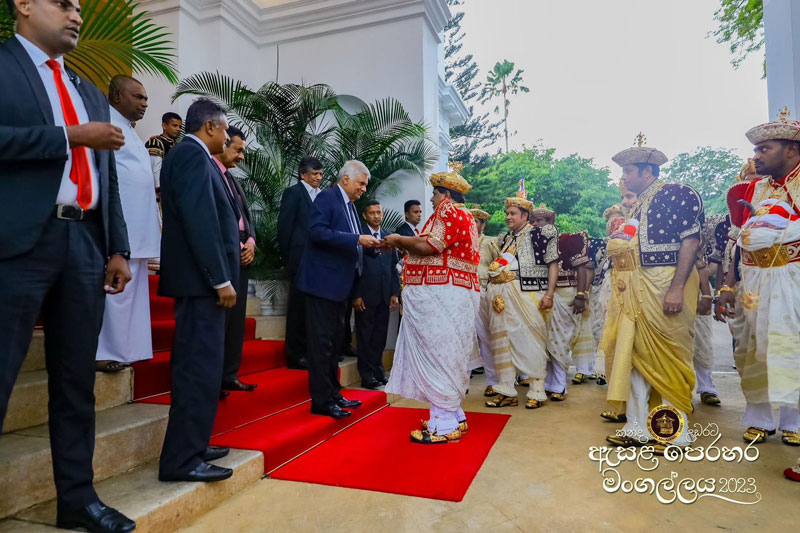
xmin=284 ymin=273 xmax=307 ymax=367
xmin=222 ymin=266 xmax=248 ymax=385
xmin=0 ymin=217 xmax=105 ymax=509
xmin=305 ymin=294 xmax=345 ymax=410
xmin=159 ymin=296 xmax=225 ymax=478
xmin=355 ymin=302 xmax=390 ymax=381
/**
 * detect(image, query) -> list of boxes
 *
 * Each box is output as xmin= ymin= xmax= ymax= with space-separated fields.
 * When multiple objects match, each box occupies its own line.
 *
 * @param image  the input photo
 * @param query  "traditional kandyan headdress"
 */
xmin=505 ymin=178 xmax=534 ymax=212
xmin=745 ymin=107 xmax=800 ymax=145
xmin=531 ymin=202 xmax=555 ymax=220
xmin=737 ymin=158 xmax=757 ymax=182
xmin=603 ymin=204 xmax=624 ymax=220
xmin=429 ymin=160 xmax=473 ymax=195
xmin=611 ymin=132 xmax=668 ymax=167
xmin=470 ymin=204 xmax=491 ymax=221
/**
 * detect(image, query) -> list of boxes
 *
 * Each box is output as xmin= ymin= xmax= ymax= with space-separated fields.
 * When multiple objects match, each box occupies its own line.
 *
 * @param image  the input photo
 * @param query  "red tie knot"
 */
xmin=45 ymin=59 xmax=61 ymax=71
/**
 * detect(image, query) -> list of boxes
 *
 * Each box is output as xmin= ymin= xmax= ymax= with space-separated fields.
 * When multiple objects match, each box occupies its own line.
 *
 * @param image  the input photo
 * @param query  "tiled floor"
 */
xmin=180 ymin=321 xmax=799 ymax=532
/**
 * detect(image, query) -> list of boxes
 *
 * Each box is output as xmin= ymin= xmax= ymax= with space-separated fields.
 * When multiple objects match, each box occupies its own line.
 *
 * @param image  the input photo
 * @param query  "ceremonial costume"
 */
xmin=485 ymin=197 xmax=558 ymax=408
xmin=96 ymin=107 xmax=161 ymax=364
xmin=546 ymin=230 xmax=591 ymax=397
xmin=386 ymin=170 xmax=480 ymax=443
xmin=603 ymin=145 xmax=704 ymax=446
xmin=145 ymin=133 xmax=176 ymax=189
xmin=472 ymin=208 xmax=500 ymax=394
xmin=730 ymin=116 xmax=800 ymax=445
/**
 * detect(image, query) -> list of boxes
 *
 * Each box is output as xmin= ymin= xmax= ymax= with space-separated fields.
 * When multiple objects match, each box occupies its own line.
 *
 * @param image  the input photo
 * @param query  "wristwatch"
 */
xmin=112 ymin=251 xmax=131 ymax=261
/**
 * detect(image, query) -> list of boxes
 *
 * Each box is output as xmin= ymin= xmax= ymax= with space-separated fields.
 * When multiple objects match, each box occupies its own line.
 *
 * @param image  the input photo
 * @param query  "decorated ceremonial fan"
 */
xmin=727 ymin=181 xmax=751 ymax=228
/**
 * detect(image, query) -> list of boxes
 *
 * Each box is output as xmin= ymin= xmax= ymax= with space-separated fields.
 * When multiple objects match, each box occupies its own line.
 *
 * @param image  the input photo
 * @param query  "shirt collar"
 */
xmin=301 ymin=180 xmax=319 ymax=193
xmin=184 ymin=134 xmax=212 ymax=159
xmin=337 ymin=184 xmax=351 ymax=204
xmin=406 ymin=221 xmax=417 ymax=231
xmin=15 ymin=34 xmax=62 ymax=68
xmin=212 ymin=156 xmax=227 ymax=174
xmin=109 ymin=106 xmax=131 ymax=129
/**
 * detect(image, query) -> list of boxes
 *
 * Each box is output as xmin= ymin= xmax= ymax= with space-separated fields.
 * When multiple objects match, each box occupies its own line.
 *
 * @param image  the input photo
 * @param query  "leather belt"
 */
xmin=54 ymin=205 xmax=99 ymax=221
xmin=741 ymin=240 xmax=800 ymax=268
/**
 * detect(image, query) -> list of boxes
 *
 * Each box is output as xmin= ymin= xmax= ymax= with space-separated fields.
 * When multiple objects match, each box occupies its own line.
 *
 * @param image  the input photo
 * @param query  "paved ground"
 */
xmin=180 ymin=322 xmax=799 ymax=532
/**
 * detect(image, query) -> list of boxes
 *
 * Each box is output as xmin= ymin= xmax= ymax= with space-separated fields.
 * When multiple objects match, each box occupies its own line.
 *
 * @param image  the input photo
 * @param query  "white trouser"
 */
xmin=741 ymin=403 xmax=800 ymax=433
xmin=575 ymin=358 xmax=595 ymax=375
xmin=475 ymin=305 xmax=497 ymax=386
xmin=545 ymin=360 xmax=567 ymax=395
xmin=621 ymin=369 xmax=693 ymax=445
xmin=694 ymin=363 xmax=718 ymax=395
xmin=428 ymin=404 xmax=466 ymax=435
xmin=493 ymin=378 xmax=546 ymax=401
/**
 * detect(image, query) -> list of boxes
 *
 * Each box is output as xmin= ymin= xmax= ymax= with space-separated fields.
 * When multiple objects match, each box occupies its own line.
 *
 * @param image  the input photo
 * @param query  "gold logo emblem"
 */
xmin=616 ymin=279 xmax=627 ymax=292
xmin=492 ymin=296 xmax=506 ymax=314
xmin=647 ymin=405 xmax=685 ymax=444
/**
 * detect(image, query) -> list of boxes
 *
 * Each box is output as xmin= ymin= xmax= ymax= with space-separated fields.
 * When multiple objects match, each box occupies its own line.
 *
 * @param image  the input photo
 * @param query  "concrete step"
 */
xmin=14 ymin=449 xmax=263 ymax=533
xmin=245 ymin=296 xmax=261 ymax=317
xmin=0 ymin=402 xmax=169 ymax=519
xmin=3 ymin=368 xmax=133 ymax=434
xmin=20 ymin=332 xmax=45 ymax=373
xmin=251 ymin=315 xmax=286 ymax=340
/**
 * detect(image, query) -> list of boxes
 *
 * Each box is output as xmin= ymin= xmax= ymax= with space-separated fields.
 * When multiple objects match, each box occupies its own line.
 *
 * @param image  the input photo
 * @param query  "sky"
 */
xmin=457 ymin=0 xmax=769 ymax=173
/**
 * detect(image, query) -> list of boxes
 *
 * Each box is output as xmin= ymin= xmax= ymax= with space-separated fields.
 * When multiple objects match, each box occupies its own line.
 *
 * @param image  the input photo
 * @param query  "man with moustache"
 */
xmin=0 ymin=0 xmax=133 ymax=530
xmin=603 ymin=137 xmax=704 ymax=450
xmin=96 ymin=75 xmax=161 ymax=371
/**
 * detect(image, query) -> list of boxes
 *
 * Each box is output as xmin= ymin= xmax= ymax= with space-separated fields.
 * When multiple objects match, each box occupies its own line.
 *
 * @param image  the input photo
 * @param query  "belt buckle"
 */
xmin=56 ymin=205 xmax=84 ymax=221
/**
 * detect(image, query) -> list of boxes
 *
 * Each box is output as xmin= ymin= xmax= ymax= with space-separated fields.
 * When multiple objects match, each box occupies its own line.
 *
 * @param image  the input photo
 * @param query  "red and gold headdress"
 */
xmin=430 ymin=161 xmax=472 ymax=195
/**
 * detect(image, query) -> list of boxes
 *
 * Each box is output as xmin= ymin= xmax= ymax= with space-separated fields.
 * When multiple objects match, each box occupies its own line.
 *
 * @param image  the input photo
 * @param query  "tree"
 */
xmin=1 ymin=0 xmax=178 ymax=89
xmin=466 ymin=148 xmax=617 ymax=237
xmin=172 ymin=73 xmax=436 ymax=280
xmin=712 ymin=0 xmax=765 ymax=77
xmin=480 ymin=60 xmax=529 ymax=153
xmin=444 ymin=0 xmax=501 ymax=165
xmin=662 ymin=146 xmax=744 ymax=215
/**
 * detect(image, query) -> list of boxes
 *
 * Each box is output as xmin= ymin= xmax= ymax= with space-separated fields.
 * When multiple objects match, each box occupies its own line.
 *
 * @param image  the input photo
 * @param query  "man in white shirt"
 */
xmin=95 ymin=76 xmax=162 ymax=371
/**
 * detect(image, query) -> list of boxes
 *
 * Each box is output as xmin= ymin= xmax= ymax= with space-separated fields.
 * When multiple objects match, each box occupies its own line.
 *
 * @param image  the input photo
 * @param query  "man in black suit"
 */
xmin=394 ymin=199 xmax=423 ymax=236
xmin=157 ymin=98 xmax=239 ymax=484
xmin=353 ymin=201 xmax=400 ymax=389
xmin=296 ymin=161 xmax=382 ymax=418
xmin=0 ymin=1 xmax=135 ymax=531
xmin=212 ymin=126 xmax=258 ymax=395
xmin=277 ymin=157 xmax=322 ymax=369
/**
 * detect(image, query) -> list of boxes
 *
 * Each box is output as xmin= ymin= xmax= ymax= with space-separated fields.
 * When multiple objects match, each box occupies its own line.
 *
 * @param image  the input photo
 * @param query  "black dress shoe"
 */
xmin=310 ymin=404 xmax=351 ymax=419
xmin=203 ymin=446 xmax=230 ymax=461
xmin=219 ymin=390 xmax=230 ymax=400
xmin=223 ymin=378 xmax=258 ymax=392
xmin=361 ymin=378 xmax=381 ymax=390
xmin=159 ymin=462 xmax=233 ymax=482
xmin=375 ymin=373 xmax=389 ymax=385
xmin=336 ymin=396 xmax=362 ymax=409
xmin=57 ymin=500 xmax=135 ymax=533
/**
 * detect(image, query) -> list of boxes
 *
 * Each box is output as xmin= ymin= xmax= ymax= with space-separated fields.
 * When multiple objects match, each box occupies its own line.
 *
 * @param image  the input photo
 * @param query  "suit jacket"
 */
xmin=222 ymin=169 xmax=255 ymax=244
xmin=354 ymin=225 xmax=399 ymax=307
xmin=394 ymin=221 xmax=417 ymax=237
xmin=296 ymin=186 xmax=360 ymax=302
xmin=158 ymin=137 xmax=240 ymax=297
xmin=0 ymin=37 xmax=129 ymax=259
xmin=277 ymin=181 xmax=314 ymax=275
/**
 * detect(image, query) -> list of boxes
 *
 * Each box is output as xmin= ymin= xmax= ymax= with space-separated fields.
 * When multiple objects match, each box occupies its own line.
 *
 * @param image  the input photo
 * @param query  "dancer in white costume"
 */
xmin=384 ymin=164 xmax=480 ymax=444
xmin=470 ymin=207 xmax=501 ymax=397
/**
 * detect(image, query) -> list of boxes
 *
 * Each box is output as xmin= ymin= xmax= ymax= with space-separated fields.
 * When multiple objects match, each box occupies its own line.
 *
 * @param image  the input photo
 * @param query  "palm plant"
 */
xmin=480 ymin=59 xmax=529 ymax=153
xmin=172 ymin=72 xmax=437 ymax=281
xmin=1 ymin=0 xmax=177 ymax=89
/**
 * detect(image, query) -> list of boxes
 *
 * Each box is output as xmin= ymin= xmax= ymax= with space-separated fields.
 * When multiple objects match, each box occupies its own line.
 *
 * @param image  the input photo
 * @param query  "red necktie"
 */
xmin=46 ymin=59 xmax=92 ymax=209
xmin=415 ymin=228 xmax=419 ymax=236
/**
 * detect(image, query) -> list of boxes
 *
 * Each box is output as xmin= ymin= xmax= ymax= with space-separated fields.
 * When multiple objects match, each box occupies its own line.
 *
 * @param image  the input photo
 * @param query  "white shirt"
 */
xmin=16 ymin=34 xmax=99 ymax=209
xmin=183 ymin=134 xmax=231 ymax=290
xmin=405 ymin=221 xmax=418 ymax=234
xmin=110 ymin=107 xmax=161 ymax=258
xmin=337 ymin=184 xmax=359 ymax=234
xmin=301 ymin=179 xmax=320 ymax=202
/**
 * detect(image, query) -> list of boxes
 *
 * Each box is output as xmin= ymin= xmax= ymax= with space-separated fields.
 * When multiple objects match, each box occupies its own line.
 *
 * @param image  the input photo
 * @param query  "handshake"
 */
xmin=358 ymin=233 xmax=406 ymax=252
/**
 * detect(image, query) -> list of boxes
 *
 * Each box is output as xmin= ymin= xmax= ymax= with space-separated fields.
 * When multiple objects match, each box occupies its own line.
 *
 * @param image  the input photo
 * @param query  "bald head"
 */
xmin=109 ymin=75 xmax=148 ymax=122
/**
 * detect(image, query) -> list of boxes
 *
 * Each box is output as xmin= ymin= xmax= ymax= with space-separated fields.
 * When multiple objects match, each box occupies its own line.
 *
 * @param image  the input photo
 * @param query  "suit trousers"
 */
xmin=355 ymin=303 xmax=390 ymax=381
xmin=222 ymin=266 xmax=249 ymax=385
xmin=305 ymin=294 xmax=345 ymax=410
xmin=0 ymin=217 xmax=105 ymax=509
xmin=285 ymin=273 xmax=307 ymax=367
xmin=159 ymin=296 xmax=225 ymax=477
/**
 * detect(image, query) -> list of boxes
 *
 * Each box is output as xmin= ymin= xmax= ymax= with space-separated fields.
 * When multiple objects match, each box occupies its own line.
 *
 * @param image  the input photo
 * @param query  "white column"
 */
xmin=764 ymin=0 xmax=800 ymax=119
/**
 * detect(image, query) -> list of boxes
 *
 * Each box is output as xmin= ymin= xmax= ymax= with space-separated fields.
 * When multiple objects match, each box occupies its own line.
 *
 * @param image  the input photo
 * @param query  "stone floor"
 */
xmin=179 ymin=320 xmax=800 ymax=532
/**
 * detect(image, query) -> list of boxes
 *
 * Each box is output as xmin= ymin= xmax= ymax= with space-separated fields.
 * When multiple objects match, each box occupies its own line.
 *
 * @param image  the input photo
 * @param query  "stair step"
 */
xmin=251 ymin=315 xmax=286 ymax=340
xmin=0 ymin=403 xmax=169 ymax=519
xmin=211 ymin=389 xmax=386 ymax=472
xmin=3 ymin=368 xmax=133 ymax=434
xmin=20 ymin=332 xmax=46 ymax=373
xmin=14 ymin=449 xmax=263 ymax=533
xmin=0 ymin=519 xmax=58 ymax=531
xmin=245 ymin=296 xmax=261 ymax=317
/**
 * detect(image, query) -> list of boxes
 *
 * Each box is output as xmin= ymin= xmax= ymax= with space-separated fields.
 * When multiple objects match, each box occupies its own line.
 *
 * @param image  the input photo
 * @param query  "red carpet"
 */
xmin=270 ymin=407 xmax=510 ymax=502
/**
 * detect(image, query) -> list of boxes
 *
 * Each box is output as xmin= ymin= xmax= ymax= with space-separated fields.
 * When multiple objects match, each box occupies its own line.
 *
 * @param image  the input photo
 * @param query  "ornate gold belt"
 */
xmin=490 ymin=270 xmax=516 ymax=284
xmin=609 ymin=249 xmax=639 ymax=272
xmin=742 ymin=244 xmax=793 ymax=268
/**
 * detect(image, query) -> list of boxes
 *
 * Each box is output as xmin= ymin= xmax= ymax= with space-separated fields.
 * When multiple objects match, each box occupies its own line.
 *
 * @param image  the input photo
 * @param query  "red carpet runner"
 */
xmin=135 ymin=275 xmax=387 ymax=472
xmin=270 ymin=407 xmax=510 ymax=502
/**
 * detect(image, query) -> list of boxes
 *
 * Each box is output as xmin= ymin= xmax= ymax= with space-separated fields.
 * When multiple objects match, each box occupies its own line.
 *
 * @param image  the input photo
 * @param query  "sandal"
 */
xmin=605 ymin=435 xmax=644 ymax=447
xmin=548 ymin=391 xmax=566 ymax=402
xmin=781 ymin=431 xmax=800 ymax=446
xmin=601 ymin=410 xmax=627 ymax=423
xmin=96 ymin=360 xmax=128 ymax=373
xmin=525 ymin=398 xmax=543 ymax=409
xmin=700 ymin=392 xmax=721 ymax=406
xmin=410 ymin=428 xmax=461 ymax=444
xmin=485 ymin=394 xmax=518 ymax=408
xmin=484 ymin=385 xmax=497 ymax=397
xmin=421 ymin=419 xmax=468 ymax=434
xmin=572 ymin=373 xmax=587 ymax=385
xmin=743 ymin=427 xmax=775 ymax=444
xmin=596 ymin=376 xmax=607 ymax=386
